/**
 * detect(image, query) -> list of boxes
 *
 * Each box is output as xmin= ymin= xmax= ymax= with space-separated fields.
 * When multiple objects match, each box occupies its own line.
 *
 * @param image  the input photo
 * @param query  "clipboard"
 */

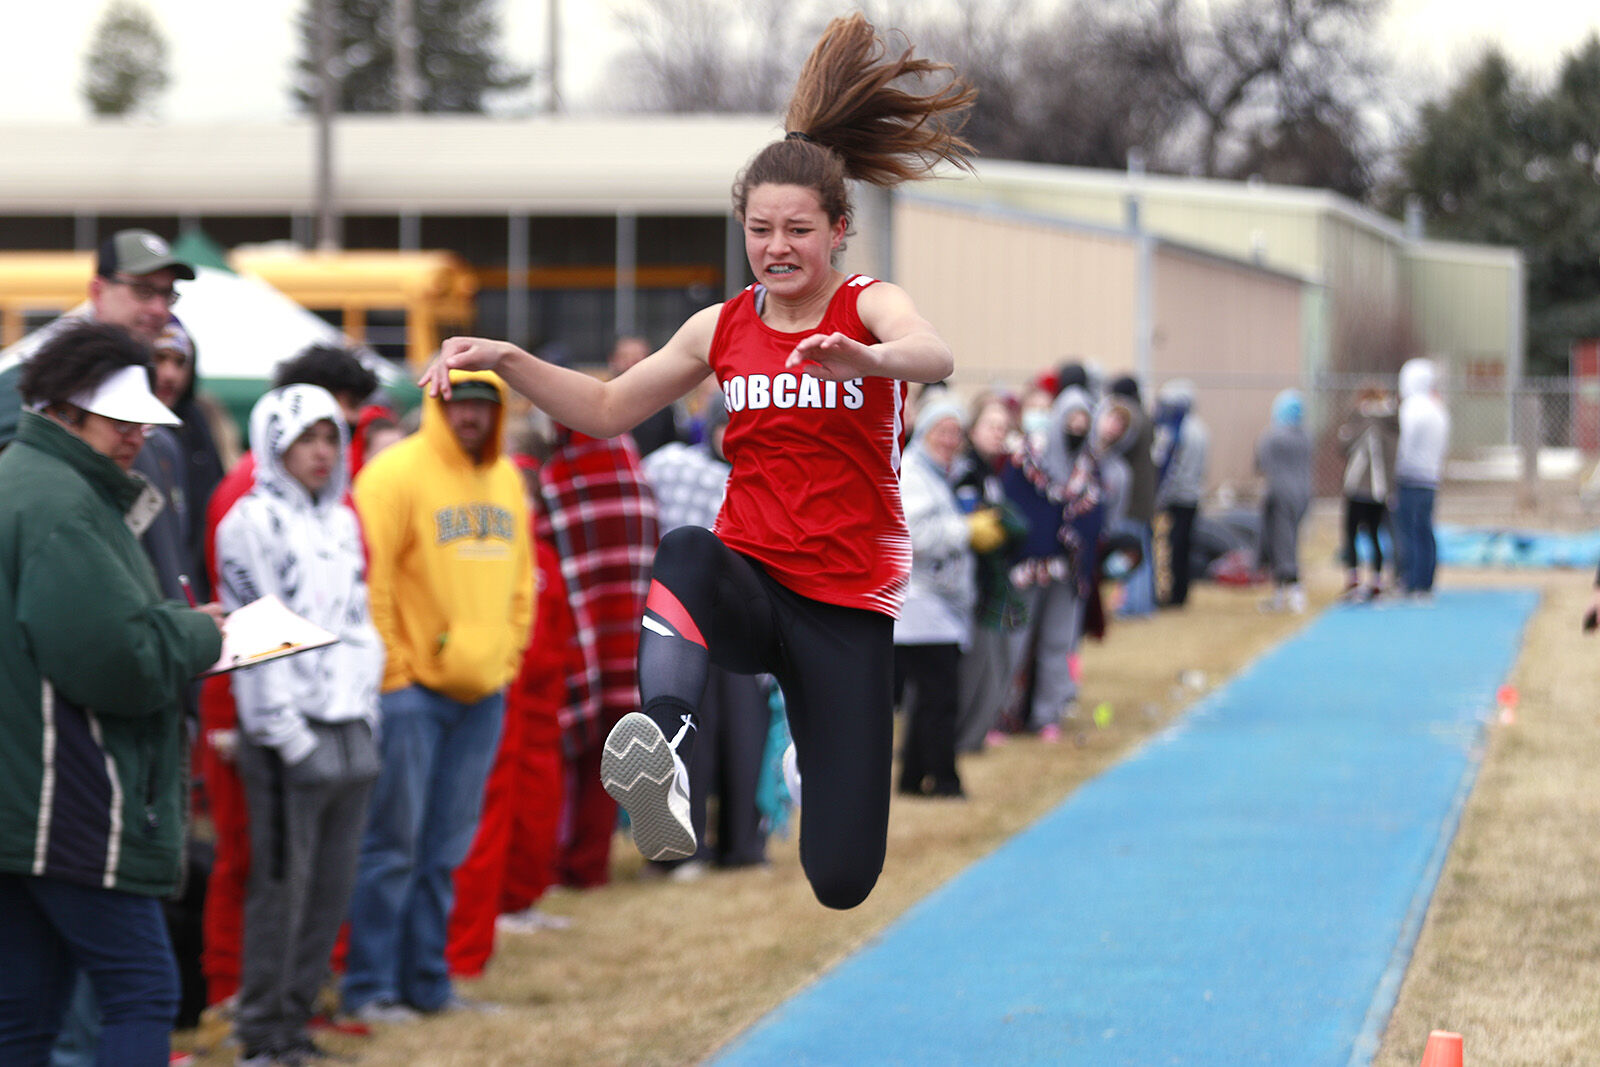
xmin=200 ymin=594 xmax=339 ymax=677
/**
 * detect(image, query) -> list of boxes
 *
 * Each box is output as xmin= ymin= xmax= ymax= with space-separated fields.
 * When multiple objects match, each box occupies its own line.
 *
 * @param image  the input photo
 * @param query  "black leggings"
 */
xmin=1342 ymin=498 xmax=1387 ymax=573
xmin=894 ymin=643 xmax=962 ymax=796
xmin=639 ymin=525 xmax=894 ymax=909
xmin=1163 ymin=504 xmax=1197 ymax=606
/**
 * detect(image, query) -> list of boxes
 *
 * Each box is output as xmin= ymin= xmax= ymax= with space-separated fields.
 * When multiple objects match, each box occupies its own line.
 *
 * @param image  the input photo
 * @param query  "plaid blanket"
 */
xmin=536 ymin=429 xmax=660 ymax=758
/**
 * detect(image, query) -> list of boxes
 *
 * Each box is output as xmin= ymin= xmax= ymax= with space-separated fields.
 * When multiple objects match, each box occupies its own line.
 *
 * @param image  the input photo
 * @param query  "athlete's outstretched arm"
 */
xmin=783 ymin=281 xmax=953 ymax=384
xmin=422 ymin=305 xmax=719 ymax=438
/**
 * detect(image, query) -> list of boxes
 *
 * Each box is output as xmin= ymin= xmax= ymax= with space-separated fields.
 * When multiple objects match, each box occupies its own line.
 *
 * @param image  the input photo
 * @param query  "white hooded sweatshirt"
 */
xmin=894 ymin=398 xmax=976 ymax=648
xmin=215 ymin=385 xmax=384 ymax=764
xmin=1396 ymin=358 xmax=1450 ymax=488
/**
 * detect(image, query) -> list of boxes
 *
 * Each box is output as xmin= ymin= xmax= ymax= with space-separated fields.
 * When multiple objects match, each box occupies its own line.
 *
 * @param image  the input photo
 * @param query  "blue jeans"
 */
xmin=1395 ymin=483 xmax=1438 ymax=593
xmin=0 ymin=874 xmax=178 ymax=1067
xmin=48 ymin=975 xmax=97 ymax=1067
xmin=1115 ymin=521 xmax=1156 ymax=617
xmin=342 ymin=685 xmax=504 ymax=1013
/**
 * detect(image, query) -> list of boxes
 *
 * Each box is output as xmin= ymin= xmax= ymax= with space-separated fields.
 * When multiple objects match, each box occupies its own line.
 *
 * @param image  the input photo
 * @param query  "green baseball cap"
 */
xmin=447 ymin=379 xmax=501 ymax=404
xmin=96 ymin=229 xmax=196 ymax=280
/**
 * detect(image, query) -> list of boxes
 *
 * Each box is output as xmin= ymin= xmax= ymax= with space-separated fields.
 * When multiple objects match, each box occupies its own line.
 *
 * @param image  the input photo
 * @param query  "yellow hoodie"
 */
xmin=353 ymin=370 xmax=533 ymax=702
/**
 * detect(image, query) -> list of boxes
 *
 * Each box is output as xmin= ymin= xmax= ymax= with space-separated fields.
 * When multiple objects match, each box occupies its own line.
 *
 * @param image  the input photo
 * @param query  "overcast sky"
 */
xmin=2 ymin=0 xmax=1599 ymax=123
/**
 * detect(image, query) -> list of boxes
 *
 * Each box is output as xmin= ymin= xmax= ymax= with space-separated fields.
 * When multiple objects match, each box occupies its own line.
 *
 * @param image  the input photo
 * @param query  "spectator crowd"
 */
xmin=0 ymin=229 xmax=1446 ymax=1067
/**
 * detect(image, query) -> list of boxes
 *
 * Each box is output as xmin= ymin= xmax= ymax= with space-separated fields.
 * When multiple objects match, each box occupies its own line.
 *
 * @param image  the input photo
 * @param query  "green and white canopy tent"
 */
xmin=174 ymin=265 xmax=416 ymax=433
xmin=168 ymin=231 xmax=418 ymax=433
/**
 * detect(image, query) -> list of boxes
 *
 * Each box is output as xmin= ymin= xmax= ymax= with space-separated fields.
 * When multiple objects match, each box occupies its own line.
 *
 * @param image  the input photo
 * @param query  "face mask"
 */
xmin=1065 ymin=430 xmax=1087 ymax=451
xmin=1021 ymin=410 xmax=1051 ymax=438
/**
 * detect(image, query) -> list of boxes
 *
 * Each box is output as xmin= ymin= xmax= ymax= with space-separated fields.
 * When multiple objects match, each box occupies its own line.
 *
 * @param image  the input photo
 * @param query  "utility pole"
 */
xmin=545 ymin=0 xmax=561 ymax=113
xmin=396 ymin=0 xmax=420 ymax=113
xmin=314 ymin=0 xmax=340 ymax=250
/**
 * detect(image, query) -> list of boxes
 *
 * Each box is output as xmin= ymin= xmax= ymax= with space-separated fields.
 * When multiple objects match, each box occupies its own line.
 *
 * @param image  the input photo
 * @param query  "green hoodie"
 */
xmin=0 ymin=411 xmax=221 ymax=896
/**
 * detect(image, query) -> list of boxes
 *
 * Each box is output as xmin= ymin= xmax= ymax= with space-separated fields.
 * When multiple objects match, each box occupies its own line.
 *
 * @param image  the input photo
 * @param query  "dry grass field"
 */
xmin=1373 ymin=568 xmax=1600 ymax=1067
xmin=177 ymin=504 xmax=1600 ymax=1066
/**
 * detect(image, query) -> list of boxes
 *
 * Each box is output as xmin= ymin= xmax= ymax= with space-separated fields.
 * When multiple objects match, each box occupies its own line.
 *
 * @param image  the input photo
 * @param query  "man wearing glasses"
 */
xmin=0 ymin=228 xmax=194 ymax=449
xmin=7 ymin=229 xmax=204 ymax=602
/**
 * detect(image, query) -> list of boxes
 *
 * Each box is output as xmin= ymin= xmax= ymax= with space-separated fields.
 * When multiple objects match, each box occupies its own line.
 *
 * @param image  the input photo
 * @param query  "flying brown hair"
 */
xmin=732 ymin=13 xmax=977 ymax=225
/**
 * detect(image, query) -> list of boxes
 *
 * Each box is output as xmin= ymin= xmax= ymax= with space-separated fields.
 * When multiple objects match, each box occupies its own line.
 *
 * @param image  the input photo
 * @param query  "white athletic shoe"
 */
xmin=350 ymin=998 xmax=420 ymax=1025
xmin=495 ymin=906 xmax=573 ymax=934
xmin=782 ymin=742 xmax=801 ymax=809
xmin=602 ymin=712 xmax=696 ymax=861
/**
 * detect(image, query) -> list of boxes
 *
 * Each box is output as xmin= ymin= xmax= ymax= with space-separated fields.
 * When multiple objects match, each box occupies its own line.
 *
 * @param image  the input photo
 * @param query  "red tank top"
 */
xmin=709 ymin=275 xmax=910 ymax=617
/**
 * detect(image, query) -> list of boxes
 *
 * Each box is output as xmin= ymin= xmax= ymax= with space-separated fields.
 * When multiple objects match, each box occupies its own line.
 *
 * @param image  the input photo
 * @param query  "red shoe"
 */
xmin=310 ymin=1013 xmax=373 ymax=1038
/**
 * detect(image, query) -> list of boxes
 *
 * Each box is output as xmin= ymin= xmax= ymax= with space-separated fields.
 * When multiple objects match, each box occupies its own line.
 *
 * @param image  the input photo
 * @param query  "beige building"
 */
xmin=912 ymin=159 xmax=1525 ymax=456
xmin=873 ymin=194 xmax=1307 ymax=488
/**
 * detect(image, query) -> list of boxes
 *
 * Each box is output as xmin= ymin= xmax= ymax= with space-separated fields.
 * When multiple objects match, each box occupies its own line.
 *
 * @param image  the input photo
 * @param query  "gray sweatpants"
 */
xmin=235 ymin=719 xmax=379 ymax=1055
xmin=1006 ymin=580 xmax=1083 ymax=731
xmin=956 ymin=626 xmax=1013 ymax=753
xmin=1259 ymin=493 xmax=1307 ymax=585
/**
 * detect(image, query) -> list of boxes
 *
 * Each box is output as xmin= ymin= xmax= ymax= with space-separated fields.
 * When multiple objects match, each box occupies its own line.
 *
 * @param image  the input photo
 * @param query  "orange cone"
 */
xmin=1419 ymin=1029 xmax=1463 ymax=1067
xmin=1497 ymin=684 xmax=1520 ymax=725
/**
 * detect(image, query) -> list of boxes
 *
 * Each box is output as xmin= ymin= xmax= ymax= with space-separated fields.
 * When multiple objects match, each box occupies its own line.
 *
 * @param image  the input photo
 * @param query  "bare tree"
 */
xmin=602 ymin=0 xmax=1394 ymax=197
xmin=1011 ymin=5 xmax=1191 ymax=169
xmin=877 ymin=0 xmax=1035 ymax=162
xmin=604 ymin=0 xmax=827 ymax=111
xmin=1092 ymin=0 xmax=1389 ymax=184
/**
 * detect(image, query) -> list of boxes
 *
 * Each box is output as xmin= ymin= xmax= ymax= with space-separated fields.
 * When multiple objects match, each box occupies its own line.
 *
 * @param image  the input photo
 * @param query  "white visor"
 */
xmin=68 ymin=365 xmax=182 ymax=426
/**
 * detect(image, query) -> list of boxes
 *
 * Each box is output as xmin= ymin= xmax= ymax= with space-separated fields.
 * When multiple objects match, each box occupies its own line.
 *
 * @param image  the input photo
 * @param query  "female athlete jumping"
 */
xmin=421 ymin=13 xmax=975 ymax=909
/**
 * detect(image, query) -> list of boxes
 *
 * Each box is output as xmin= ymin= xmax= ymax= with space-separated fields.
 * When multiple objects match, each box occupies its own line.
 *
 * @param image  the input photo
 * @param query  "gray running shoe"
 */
xmin=602 ymin=712 xmax=696 ymax=861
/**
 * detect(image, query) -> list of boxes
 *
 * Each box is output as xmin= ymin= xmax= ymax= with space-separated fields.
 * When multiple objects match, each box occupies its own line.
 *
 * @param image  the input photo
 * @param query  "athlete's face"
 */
xmin=741 ymin=184 xmax=847 ymax=298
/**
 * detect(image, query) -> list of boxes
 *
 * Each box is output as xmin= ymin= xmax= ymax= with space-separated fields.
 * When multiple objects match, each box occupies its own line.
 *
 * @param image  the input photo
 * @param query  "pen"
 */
xmin=179 ymin=574 xmax=198 ymax=608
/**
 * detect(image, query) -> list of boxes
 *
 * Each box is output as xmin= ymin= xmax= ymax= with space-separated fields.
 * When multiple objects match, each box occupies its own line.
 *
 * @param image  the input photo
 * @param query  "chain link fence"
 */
xmin=1186 ymin=371 xmax=1599 ymax=529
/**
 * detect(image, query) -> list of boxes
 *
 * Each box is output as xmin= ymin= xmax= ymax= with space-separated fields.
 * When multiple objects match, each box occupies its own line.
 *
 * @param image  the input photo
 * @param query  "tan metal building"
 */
xmin=879 ymin=194 xmax=1308 ymax=490
xmin=903 ymin=158 xmax=1525 ymax=455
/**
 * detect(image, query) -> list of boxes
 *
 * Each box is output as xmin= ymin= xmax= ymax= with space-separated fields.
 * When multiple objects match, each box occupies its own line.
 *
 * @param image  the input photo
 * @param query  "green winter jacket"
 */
xmin=0 ymin=411 xmax=221 ymax=896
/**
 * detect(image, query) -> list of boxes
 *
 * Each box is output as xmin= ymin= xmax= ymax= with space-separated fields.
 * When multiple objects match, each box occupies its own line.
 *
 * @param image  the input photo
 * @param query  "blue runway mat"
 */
xmin=710 ymin=589 xmax=1537 ymax=1067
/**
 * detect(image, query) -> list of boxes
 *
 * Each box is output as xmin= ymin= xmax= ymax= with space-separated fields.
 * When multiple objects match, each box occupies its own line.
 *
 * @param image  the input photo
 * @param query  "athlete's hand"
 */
xmin=785 ymin=332 xmax=880 ymax=381
xmin=420 ymin=337 xmax=517 ymax=398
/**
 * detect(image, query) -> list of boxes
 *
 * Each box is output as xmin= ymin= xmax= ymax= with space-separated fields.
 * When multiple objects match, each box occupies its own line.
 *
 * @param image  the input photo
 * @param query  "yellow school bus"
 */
xmin=233 ymin=248 xmax=476 ymax=371
xmin=0 ymin=247 xmax=477 ymax=372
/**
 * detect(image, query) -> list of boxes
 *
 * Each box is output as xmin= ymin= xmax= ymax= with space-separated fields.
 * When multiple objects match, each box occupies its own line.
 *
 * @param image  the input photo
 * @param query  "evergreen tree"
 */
xmin=1395 ymin=38 xmax=1600 ymax=376
xmin=293 ymin=0 xmax=532 ymax=113
xmin=81 ymin=0 xmax=170 ymax=117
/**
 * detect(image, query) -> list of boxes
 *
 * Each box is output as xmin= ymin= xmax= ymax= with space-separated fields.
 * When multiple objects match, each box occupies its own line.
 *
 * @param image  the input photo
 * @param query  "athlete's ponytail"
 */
xmin=731 ymin=13 xmax=976 ymax=226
